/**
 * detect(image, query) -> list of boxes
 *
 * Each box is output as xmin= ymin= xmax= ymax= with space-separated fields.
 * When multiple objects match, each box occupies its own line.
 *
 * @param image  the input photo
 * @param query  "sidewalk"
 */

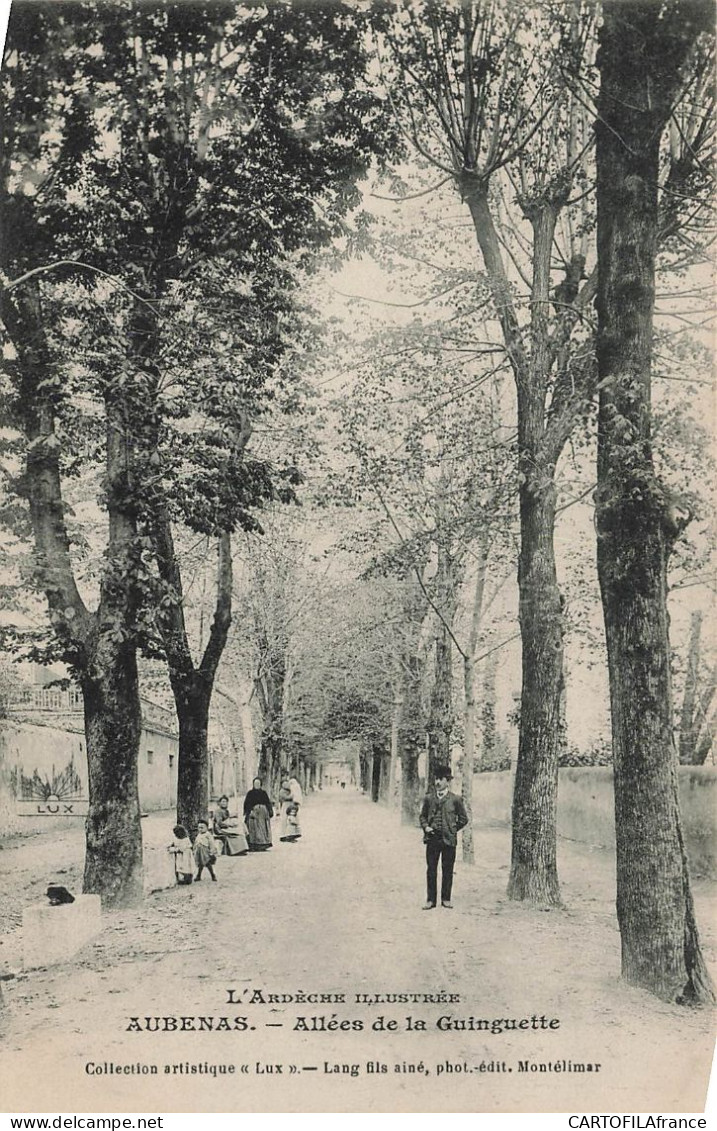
xmin=0 ymin=792 xmax=715 ymax=1113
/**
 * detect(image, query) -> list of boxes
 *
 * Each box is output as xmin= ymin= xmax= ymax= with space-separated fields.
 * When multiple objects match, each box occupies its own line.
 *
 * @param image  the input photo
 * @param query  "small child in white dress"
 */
xmin=168 ymin=824 xmax=194 ymax=884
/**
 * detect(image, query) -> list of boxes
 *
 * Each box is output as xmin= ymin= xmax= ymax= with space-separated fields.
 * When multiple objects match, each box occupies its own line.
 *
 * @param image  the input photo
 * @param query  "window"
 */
xmin=147 ymin=749 xmax=154 ymax=766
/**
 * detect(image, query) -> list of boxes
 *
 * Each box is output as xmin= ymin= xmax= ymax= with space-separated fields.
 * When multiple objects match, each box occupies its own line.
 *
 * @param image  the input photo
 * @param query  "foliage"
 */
xmin=558 ymin=740 xmax=612 ymax=768
xmin=0 ymin=0 xmax=402 ymax=667
xmin=475 ymin=750 xmax=511 ymax=773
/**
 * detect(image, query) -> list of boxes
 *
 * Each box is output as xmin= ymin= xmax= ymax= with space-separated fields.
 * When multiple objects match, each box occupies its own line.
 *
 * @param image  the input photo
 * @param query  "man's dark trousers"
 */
xmin=426 ymin=837 xmax=456 ymax=905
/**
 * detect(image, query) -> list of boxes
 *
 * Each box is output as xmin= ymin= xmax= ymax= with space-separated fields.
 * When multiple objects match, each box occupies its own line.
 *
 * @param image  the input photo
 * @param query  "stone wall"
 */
xmin=0 ymin=717 xmax=87 ymax=836
xmin=471 ymin=765 xmax=717 ymax=878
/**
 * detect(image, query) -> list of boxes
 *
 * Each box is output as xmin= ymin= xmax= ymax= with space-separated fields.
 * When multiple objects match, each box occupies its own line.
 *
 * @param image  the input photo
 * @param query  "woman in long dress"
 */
xmin=243 ymin=777 xmax=273 ymax=851
xmin=212 ymin=795 xmax=249 ymax=856
xmin=278 ymin=777 xmax=301 ymax=842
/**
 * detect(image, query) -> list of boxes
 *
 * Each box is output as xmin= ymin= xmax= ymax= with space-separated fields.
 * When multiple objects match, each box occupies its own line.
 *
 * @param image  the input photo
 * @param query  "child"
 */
xmin=285 ymin=801 xmax=301 ymax=842
xmin=193 ymin=819 xmax=218 ymax=882
xmin=168 ymin=824 xmax=194 ymax=885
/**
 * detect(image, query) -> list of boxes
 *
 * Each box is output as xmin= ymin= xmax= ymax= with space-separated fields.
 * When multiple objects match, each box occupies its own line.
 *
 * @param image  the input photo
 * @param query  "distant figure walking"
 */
xmin=278 ymin=777 xmax=301 ymax=842
xmin=212 ymin=795 xmax=249 ymax=857
xmin=419 ymin=765 xmax=468 ymax=910
xmin=193 ymin=819 xmax=218 ymax=882
xmin=243 ymin=777 xmax=273 ymax=852
xmin=168 ymin=825 xmax=194 ymax=885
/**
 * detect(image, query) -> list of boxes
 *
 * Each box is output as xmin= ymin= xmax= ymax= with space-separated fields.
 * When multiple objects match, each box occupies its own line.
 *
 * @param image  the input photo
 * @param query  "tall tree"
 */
xmin=594 ymin=0 xmax=715 ymax=1002
xmin=378 ymin=0 xmax=598 ymax=902
xmin=0 ymin=4 xmax=148 ymax=906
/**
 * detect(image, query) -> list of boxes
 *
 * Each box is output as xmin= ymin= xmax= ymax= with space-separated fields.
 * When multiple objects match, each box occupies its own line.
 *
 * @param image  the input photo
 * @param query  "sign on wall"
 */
xmin=16 ymin=796 xmax=89 ymax=816
xmin=16 ymin=760 xmax=89 ymax=816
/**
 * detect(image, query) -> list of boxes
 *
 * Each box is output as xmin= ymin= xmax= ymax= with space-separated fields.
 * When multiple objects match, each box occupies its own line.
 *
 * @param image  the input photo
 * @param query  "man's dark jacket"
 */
xmin=419 ymin=790 xmax=468 ymax=847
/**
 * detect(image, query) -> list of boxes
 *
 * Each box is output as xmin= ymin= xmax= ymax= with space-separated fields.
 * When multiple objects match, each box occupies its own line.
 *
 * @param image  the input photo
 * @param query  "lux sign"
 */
xmin=17 ymin=797 xmax=89 ymax=816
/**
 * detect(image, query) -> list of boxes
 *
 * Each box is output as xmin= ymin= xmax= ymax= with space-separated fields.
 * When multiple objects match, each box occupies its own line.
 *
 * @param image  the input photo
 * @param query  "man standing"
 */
xmin=419 ymin=765 xmax=469 ymax=909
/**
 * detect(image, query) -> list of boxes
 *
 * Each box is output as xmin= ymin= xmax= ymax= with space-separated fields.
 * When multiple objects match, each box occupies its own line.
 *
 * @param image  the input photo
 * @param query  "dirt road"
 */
xmin=0 ymin=792 xmax=714 ymax=1113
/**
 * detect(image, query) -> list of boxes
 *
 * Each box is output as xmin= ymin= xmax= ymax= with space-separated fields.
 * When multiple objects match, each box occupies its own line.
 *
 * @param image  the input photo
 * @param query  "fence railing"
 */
xmin=6 ymin=686 xmax=84 ymax=712
xmin=4 ymin=686 xmax=176 ymax=733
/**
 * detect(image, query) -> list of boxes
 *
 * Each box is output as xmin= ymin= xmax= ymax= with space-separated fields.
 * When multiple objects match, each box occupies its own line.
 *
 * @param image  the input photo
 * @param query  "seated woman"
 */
xmin=212 ymin=795 xmax=249 ymax=856
xmin=243 ymin=777 xmax=273 ymax=851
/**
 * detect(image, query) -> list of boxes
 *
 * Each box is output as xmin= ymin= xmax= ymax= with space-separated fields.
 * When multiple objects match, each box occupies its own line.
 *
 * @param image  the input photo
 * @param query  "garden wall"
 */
xmin=0 ymin=713 xmax=179 ymax=838
xmin=472 ymin=765 xmax=717 ymax=878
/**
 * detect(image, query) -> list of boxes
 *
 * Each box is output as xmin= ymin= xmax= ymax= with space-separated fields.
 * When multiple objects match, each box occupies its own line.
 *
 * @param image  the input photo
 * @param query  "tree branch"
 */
xmin=2 ymin=259 xmax=161 ymax=311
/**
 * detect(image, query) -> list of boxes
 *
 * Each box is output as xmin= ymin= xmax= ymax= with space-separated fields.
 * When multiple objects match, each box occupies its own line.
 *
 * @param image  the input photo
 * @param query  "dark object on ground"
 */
xmin=46 ymin=885 xmax=75 ymax=905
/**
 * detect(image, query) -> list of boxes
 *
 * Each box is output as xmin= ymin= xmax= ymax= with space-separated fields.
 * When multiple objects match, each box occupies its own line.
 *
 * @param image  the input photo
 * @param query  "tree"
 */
xmin=245 ymin=531 xmax=295 ymax=793
xmin=283 ymin=575 xmax=398 ymax=790
xmin=374 ymin=1 xmax=601 ymax=902
xmin=1 ymin=1 xmax=400 ymax=885
xmin=142 ymin=276 xmax=302 ymax=834
xmin=678 ymin=610 xmax=716 ymax=765
xmin=330 ymin=296 xmax=516 ymax=824
xmin=232 ymin=518 xmax=329 ymax=794
xmin=594 ymin=0 xmax=715 ymax=1002
xmin=0 ymin=3 xmax=150 ymax=905
xmin=73 ymin=1 xmax=397 ymax=835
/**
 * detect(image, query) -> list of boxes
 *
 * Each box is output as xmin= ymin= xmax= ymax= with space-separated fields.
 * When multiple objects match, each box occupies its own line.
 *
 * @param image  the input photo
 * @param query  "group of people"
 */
xmin=167 ymin=765 xmax=469 ymax=909
xmin=167 ymin=775 xmax=303 ymax=885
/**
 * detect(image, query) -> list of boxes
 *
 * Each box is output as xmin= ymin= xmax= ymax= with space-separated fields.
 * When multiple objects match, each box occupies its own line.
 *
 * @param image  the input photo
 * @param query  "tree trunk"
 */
xmin=399 ymin=740 xmax=422 ymax=826
xmin=371 ymin=746 xmax=382 ymax=802
xmin=426 ymin=539 xmax=460 ymax=782
xmin=357 ymin=748 xmax=368 ymax=792
xmin=464 ymin=186 xmax=565 ymax=907
xmin=6 ymin=285 xmax=146 ymax=910
xmin=296 ymin=757 xmax=303 ymax=791
xmin=558 ymin=658 xmax=568 ymax=759
xmin=379 ymin=748 xmax=391 ymax=802
xmin=692 ymin=669 xmax=717 ymax=765
xmin=81 ymin=400 xmax=146 ymax=908
xmin=461 ymin=655 xmax=476 ymax=865
xmin=154 ymin=523 xmax=233 ymax=835
xmin=461 ymin=541 xmax=489 ymax=864
xmin=253 ymin=650 xmax=284 ymax=796
xmin=481 ymin=652 xmax=498 ymax=763
xmin=427 ymin=620 xmax=454 ymax=780
xmin=507 ymin=480 xmax=563 ymax=905
xmin=81 ymin=650 xmax=144 ymax=907
xmin=595 ymin=0 xmax=714 ymax=1003
xmin=694 ymin=705 xmax=716 ymax=765
xmin=679 ymin=611 xmax=703 ymax=764
xmin=399 ymin=655 xmax=424 ymax=825
xmin=258 ymin=730 xmax=284 ymax=797
xmin=388 ymin=697 xmax=401 ymax=807
xmin=174 ymin=674 xmax=211 ymax=834
xmin=255 ymin=639 xmax=287 ymax=796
